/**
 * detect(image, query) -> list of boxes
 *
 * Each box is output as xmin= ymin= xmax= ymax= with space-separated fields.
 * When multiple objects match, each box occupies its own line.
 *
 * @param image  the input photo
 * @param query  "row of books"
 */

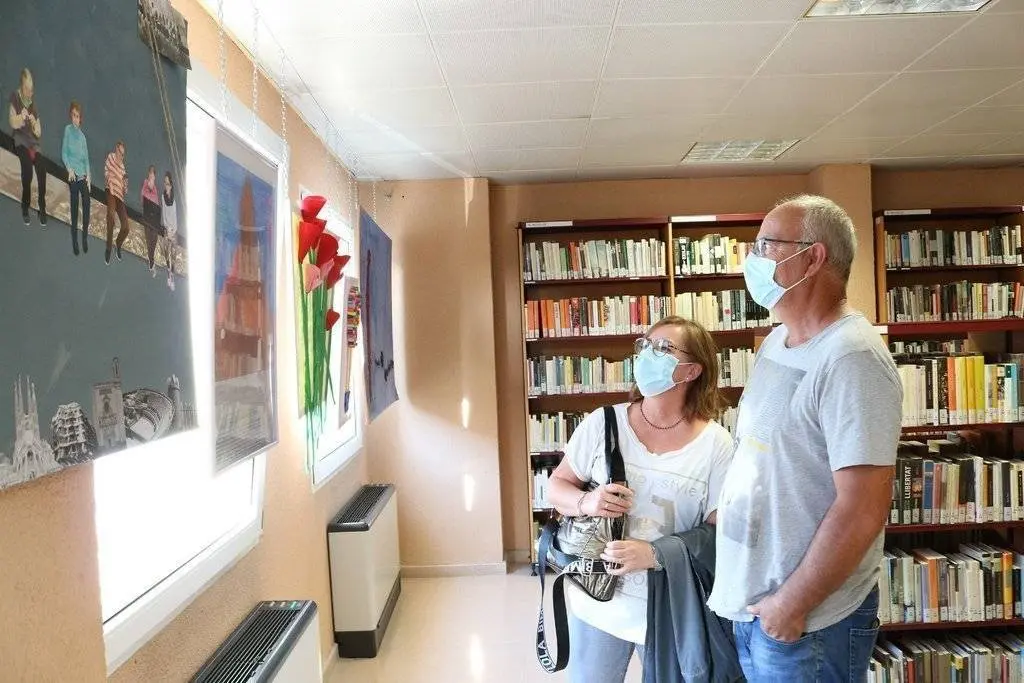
xmin=884 ymin=225 xmax=1024 ymax=269
xmin=673 ymin=234 xmax=751 ymax=276
xmin=527 ymin=355 xmax=634 ymax=397
xmin=869 ymin=633 xmax=1024 ymax=682
xmin=890 ymin=339 xmax=970 ymax=355
xmin=523 ymin=296 xmax=672 ymax=339
xmin=892 ymin=441 xmax=1024 ymax=526
xmin=522 ymin=238 xmax=666 ymax=282
xmin=878 ymin=544 xmax=1022 ymax=627
xmin=894 ymin=353 xmax=1024 ymax=427
xmin=886 ymin=282 xmax=1023 ymax=324
xmin=532 ymin=467 xmax=556 ymax=509
xmin=674 ymin=290 xmax=778 ymax=332
xmin=719 ymin=347 xmax=755 ymax=389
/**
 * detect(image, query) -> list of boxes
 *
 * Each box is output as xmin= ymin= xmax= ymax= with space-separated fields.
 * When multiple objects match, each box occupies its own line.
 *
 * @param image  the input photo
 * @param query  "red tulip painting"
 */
xmin=293 ymin=195 xmax=348 ymax=457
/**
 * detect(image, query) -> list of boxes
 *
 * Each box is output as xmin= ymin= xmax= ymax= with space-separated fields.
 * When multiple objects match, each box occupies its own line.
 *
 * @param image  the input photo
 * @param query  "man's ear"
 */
xmin=805 ymin=242 xmax=828 ymax=277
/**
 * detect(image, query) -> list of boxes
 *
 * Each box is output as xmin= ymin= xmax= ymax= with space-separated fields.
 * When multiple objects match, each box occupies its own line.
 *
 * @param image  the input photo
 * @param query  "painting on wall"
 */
xmin=359 ymin=210 xmax=398 ymax=421
xmin=213 ymin=127 xmax=278 ymax=472
xmin=137 ymin=0 xmax=191 ymax=69
xmin=0 ymin=0 xmax=193 ymax=491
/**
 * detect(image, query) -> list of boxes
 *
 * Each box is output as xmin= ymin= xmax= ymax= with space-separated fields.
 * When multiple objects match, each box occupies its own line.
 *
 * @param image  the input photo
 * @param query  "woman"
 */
xmin=161 ymin=172 xmax=178 ymax=290
xmin=62 ymin=101 xmax=91 ymax=255
xmin=141 ymin=164 xmax=161 ymax=273
xmin=8 ymin=68 xmax=45 ymax=226
xmin=547 ymin=316 xmax=734 ymax=683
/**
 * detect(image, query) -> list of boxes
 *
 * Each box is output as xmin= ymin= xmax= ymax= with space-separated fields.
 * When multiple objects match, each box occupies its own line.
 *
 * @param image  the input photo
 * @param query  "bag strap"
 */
xmin=602 ymin=405 xmax=626 ymax=485
xmin=536 ymin=518 xmax=570 ymax=672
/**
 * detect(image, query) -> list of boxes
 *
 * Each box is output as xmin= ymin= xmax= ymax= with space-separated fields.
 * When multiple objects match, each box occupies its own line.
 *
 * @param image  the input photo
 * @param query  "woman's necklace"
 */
xmin=639 ymin=401 xmax=685 ymax=430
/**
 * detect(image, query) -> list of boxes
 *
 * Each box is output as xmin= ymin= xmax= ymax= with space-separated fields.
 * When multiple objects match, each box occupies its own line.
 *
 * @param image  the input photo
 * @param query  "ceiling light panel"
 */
xmin=807 ymin=0 xmax=992 ymax=16
xmin=681 ymin=139 xmax=800 ymax=163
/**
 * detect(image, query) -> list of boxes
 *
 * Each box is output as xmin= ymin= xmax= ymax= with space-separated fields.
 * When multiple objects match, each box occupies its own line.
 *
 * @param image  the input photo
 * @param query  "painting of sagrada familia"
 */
xmin=0 ymin=361 xmax=197 ymax=491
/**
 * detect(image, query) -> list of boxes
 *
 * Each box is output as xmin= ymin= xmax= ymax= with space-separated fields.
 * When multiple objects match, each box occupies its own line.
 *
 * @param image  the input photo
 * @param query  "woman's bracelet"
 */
xmin=650 ymin=543 xmax=663 ymax=571
xmin=575 ymin=490 xmax=587 ymax=516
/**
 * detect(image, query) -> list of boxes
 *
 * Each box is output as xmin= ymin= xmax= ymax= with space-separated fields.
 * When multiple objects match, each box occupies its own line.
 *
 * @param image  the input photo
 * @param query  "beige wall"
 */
xmin=873 ymin=167 xmax=1024 ymax=209
xmin=360 ymin=179 xmax=505 ymax=571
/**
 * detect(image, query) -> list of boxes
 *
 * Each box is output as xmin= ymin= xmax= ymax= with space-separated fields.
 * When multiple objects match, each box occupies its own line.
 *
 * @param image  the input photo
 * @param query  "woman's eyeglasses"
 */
xmin=634 ymin=337 xmax=686 ymax=357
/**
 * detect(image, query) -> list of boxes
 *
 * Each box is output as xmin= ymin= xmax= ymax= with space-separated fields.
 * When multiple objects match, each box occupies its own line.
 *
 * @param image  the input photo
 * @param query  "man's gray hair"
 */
xmin=775 ymin=194 xmax=857 ymax=281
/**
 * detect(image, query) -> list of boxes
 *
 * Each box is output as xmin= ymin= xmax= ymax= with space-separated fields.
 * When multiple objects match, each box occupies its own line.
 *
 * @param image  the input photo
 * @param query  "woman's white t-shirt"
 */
xmin=564 ymin=403 xmax=734 ymax=644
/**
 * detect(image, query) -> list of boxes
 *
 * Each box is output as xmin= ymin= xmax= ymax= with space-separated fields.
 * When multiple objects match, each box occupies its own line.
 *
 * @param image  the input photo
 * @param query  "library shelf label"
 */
xmin=524 ymin=220 xmax=573 ymax=228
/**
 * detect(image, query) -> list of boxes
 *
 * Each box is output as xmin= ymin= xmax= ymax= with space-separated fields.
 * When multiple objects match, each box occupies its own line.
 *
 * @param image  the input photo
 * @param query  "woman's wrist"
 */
xmin=575 ymin=490 xmax=587 ymax=516
xmin=649 ymin=542 xmax=662 ymax=571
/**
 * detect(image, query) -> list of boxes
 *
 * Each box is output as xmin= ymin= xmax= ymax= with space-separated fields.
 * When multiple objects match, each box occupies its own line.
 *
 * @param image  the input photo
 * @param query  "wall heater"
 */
xmin=328 ymin=483 xmax=401 ymax=658
xmin=192 ymin=600 xmax=321 ymax=683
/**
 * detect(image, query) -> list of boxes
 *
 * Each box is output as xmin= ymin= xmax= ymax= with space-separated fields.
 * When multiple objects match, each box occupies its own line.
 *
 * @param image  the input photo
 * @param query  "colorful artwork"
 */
xmin=137 ymin=0 xmax=191 ymax=69
xmin=0 ymin=0 xmax=193 ymax=491
xmin=213 ymin=129 xmax=278 ymax=471
xmin=360 ymin=210 xmax=398 ymax=421
xmin=293 ymin=196 xmax=352 ymax=461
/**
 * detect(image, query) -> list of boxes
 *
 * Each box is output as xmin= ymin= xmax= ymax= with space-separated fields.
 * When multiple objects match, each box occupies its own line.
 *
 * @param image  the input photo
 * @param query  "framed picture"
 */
xmin=360 ymin=210 xmax=398 ymax=421
xmin=212 ymin=125 xmax=278 ymax=471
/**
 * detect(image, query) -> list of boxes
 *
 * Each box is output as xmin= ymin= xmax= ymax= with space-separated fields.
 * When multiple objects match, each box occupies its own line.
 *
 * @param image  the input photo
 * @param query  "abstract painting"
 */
xmin=359 ymin=210 xmax=398 ymax=421
xmin=213 ymin=127 xmax=278 ymax=471
xmin=0 ymin=0 xmax=193 ymax=491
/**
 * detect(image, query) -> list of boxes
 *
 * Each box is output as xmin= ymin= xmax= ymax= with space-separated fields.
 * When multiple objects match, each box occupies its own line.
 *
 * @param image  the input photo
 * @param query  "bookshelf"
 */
xmin=518 ymin=212 xmax=770 ymax=572
xmin=873 ymin=206 xmax=1024 ymax=655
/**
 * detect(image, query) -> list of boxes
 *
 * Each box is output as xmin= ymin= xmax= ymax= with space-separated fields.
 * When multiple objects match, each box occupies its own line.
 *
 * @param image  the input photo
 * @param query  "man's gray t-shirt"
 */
xmin=707 ymin=313 xmax=902 ymax=632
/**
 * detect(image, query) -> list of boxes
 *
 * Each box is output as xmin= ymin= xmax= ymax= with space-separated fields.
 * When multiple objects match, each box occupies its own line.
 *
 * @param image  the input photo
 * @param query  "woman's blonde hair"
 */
xmin=629 ymin=315 xmax=725 ymax=421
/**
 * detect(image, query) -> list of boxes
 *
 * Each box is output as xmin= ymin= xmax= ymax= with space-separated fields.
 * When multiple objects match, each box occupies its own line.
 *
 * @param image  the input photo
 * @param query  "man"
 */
xmin=104 ymin=140 xmax=130 ymax=265
xmin=8 ymin=68 xmax=46 ymax=226
xmin=707 ymin=195 xmax=902 ymax=682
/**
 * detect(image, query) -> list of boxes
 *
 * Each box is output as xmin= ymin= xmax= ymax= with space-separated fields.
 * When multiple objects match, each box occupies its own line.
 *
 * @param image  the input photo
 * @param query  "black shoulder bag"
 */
xmin=535 ymin=405 xmax=628 ymax=673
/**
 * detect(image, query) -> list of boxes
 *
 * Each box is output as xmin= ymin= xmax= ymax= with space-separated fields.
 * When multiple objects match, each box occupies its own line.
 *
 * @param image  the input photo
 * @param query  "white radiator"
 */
xmin=192 ymin=600 xmax=321 ymax=683
xmin=328 ymin=483 xmax=401 ymax=658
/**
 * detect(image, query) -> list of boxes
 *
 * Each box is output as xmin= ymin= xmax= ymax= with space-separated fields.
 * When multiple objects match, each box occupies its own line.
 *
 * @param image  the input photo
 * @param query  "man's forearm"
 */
xmin=775 ymin=497 xmax=884 ymax=617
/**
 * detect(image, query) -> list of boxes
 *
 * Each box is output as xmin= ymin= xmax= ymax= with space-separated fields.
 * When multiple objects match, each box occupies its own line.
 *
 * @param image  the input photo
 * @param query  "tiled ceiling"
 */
xmin=206 ymin=0 xmax=1024 ymax=183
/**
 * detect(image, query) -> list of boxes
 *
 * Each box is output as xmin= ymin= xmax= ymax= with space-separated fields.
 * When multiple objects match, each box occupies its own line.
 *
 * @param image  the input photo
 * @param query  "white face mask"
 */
xmin=742 ymin=246 xmax=813 ymax=310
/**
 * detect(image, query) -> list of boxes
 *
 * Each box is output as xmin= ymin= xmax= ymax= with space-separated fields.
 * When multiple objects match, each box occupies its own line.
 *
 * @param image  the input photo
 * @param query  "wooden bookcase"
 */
xmin=873 ymin=206 xmax=1024 ymax=642
xmin=517 ymin=212 xmax=769 ymax=572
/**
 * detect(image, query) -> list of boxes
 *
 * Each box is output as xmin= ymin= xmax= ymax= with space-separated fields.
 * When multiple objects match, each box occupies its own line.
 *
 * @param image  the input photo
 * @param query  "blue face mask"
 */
xmin=742 ymin=247 xmax=812 ymax=310
xmin=634 ymin=347 xmax=682 ymax=398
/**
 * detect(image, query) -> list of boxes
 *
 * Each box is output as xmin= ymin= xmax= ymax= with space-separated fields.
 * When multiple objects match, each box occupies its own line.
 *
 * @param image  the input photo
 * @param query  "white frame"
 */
xmin=101 ymin=63 xmax=286 ymax=674
xmin=295 ymin=188 xmax=364 ymax=487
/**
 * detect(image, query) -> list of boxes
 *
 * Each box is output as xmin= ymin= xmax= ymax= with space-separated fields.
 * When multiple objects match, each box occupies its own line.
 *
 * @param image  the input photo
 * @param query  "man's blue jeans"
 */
xmin=733 ymin=588 xmax=880 ymax=683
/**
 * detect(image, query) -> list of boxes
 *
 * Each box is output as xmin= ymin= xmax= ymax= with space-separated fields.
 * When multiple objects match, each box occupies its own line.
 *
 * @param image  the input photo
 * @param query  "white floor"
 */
xmin=325 ymin=566 xmax=642 ymax=683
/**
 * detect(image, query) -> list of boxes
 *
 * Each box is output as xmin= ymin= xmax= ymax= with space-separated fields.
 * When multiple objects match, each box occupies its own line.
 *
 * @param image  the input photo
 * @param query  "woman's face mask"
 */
xmin=633 ymin=337 xmax=696 ymax=398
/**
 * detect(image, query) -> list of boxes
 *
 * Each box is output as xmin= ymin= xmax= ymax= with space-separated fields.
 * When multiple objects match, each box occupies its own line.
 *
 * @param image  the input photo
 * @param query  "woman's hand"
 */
xmin=601 ymin=540 xmax=656 ymax=575
xmin=580 ymin=483 xmax=633 ymax=518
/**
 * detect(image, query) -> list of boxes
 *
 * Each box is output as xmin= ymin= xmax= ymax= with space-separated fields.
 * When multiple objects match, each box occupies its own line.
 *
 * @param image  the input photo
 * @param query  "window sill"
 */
xmin=103 ymin=455 xmax=267 ymax=675
xmin=313 ymin=434 xmax=363 ymax=491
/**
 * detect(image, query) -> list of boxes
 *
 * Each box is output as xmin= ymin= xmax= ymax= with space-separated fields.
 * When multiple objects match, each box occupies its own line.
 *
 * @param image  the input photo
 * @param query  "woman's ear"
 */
xmin=680 ymin=362 xmax=702 ymax=383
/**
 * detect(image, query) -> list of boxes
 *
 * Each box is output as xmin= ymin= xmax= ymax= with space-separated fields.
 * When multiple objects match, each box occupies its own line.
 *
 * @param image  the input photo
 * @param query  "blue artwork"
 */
xmin=213 ymin=144 xmax=278 ymax=470
xmin=359 ymin=210 xmax=398 ymax=421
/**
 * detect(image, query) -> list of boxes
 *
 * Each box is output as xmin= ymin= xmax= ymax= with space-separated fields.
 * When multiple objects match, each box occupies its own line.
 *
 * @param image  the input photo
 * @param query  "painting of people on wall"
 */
xmin=0 ymin=0 xmax=193 ymax=492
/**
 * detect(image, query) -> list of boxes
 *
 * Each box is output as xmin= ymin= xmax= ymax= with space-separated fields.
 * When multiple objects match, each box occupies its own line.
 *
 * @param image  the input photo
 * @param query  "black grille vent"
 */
xmin=329 ymin=483 xmax=395 ymax=532
xmin=191 ymin=600 xmax=317 ymax=683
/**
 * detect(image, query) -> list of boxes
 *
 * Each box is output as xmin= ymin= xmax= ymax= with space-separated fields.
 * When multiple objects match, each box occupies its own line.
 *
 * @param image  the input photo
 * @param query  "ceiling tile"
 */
xmin=942 ymin=154 xmax=1024 ymax=168
xmin=581 ymin=144 xmax=692 ymax=167
xmin=617 ymin=0 xmax=816 ymax=24
xmin=433 ymin=27 xmax=609 ymax=85
xmin=670 ymin=161 xmax=816 ymax=178
xmin=820 ymin=104 xmax=964 ymax=138
xmin=981 ymin=79 xmax=1024 ymax=106
xmin=595 ymin=78 xmax=746 ymax=117
xmin=725 ymin=74 xmax=891 ymax=118
xmin=868 ymin=157 xmax=958 ymax=169
xmin=927 ymin=106 xmax=1024 ymax=134
xmin=780 ymin=137 xmax=902 ymax=161
xmin=912 ymin=11 xmax=1024 ymax=70
xmin=466 ymin=120 xmax=590 ymax=150
xmin=487 ymin=169 xmax=580 ymax=185
xmin=320 ymin=87 xmax=460 ymax=128
xmin=883 ymin=133 xmax=1011 ymax=157
xmin=420 ymin=0 xmax=616 ymax=31
xmin=358 ymin=152 xmax=476 ymax=180
xmin=698 ymin=113 xmax=832 ymax=142
xmin=475 ymin=148 xmax=583 ymax=171
xmin=759 ymin=16 xmax=968 ymax=75
xmin=341 ymin=126 xmax=468 ymax=155
xmin=282 ymin=33 xmax=444 ymax=91
xmin=226 ymin=0 xmax=425 ymax=40
xmin=587 ymin=116 xmax=714 ymax=146
xmin=858 ymin=69 xmax=1024 ymax=112
xmin=604 ymin=24 xmax=792 ymax=78
xmin=985 ymin=0 xmax=1024 ymax=12
xmin=451 ymin=81 xmax=597 ymax=124
xmin=980 ymin=132 xmax=1024 ymax=153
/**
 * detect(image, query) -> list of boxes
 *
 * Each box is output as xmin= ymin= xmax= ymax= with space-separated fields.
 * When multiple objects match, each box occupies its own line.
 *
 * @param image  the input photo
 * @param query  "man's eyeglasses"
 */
xmin=635 ymin=337 xmax=687 ymax=358
xmin=752 ymin=237 xmax=814 ymax=257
